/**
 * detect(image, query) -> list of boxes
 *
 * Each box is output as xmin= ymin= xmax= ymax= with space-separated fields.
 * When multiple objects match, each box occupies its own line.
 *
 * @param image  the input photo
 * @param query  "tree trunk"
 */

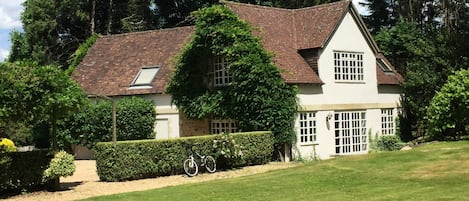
xmin=91 ymin=0 xmax=96 ymax=35
xmin=107 ymin=0 xmax=113 ymax=35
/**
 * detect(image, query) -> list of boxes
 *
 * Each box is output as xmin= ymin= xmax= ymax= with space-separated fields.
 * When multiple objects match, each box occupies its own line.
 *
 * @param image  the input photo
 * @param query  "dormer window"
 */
xmin=210 ymin=56 xmax=232 ymax=87
xmin=131 ymin=67 xmax=159 ymax=87
xmin=377 ymin=58 xmax=393 ymax=75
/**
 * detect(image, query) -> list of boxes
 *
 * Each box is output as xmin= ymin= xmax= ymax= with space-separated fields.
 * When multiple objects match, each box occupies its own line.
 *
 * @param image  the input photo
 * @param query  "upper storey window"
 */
xmin=334 ymin=51 xmax=364 ymax=82
xmin=210 ymin=56 xmax=232 ymax=87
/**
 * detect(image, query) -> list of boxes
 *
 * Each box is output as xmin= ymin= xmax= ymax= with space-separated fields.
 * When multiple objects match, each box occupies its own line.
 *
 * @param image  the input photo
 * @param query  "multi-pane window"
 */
xmin=211 ymin=119 xmax=237 ymax=134
xmin=211 ymin=56 xmax=232 ymax=87
xmin=381 ymin=109 xmax=395 ymax=135
xmin=298 ymin=112 xmax=317 ymax=144
xmin=334 ymin=111 xmax=367 ymax=154
xmin=334 ymin=51 xmax=364 ymax=81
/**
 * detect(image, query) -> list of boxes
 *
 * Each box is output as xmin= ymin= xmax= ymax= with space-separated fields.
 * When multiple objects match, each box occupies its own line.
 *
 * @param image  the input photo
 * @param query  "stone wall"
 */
xmin=179 ymin=113 xmax=210 ymax=137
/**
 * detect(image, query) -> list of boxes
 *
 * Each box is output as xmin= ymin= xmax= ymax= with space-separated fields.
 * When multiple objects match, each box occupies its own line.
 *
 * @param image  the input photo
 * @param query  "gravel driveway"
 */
xmin=6 ymin=160 xmax=298 ymax=201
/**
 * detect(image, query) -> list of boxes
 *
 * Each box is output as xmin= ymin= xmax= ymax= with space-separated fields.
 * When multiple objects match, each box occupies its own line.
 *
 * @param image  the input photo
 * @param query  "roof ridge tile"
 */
xmin=292 ymin=0 xmax=349 ymax=13
xmin=223 ymin=0 xmax=292 ymax=12
xmin=100 ymin=26 xmax=195 ymax=39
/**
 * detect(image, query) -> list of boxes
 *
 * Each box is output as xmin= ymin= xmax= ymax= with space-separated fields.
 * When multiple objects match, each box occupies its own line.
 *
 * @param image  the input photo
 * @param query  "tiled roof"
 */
xmin=376 ymin=54 xmax=404 ymax=85
xmin=226 ymin=1 xmax=350 ymax=83
xmin=227 ymin=0 xmax=402 ymax=85
xmin=73 ymin=0 xmax=402 ymax=96
xmin=72 ymin=26 xmax=194 ymax=96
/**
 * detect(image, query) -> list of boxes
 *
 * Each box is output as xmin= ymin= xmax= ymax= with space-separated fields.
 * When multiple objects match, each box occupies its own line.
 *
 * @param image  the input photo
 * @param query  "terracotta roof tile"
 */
xmin=376 ymin=53 xmax=404 ymax=85
xmin=72 ymin=26 xmax=195 ymax=96
xmin=293 ymin=1 xmax=349 ymax=49
xmin=73 ymin=1 xmax=402 ymax=96
xmin=227 ymin=1 xmax=349 ymax=84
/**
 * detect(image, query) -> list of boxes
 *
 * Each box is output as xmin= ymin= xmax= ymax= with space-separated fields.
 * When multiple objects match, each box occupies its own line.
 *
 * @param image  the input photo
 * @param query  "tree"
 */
xmin=426 ymin=69 xmax=469 ymax=140
xmin=375 ymin=20 xmax=422 ymax=76
xmin=0 ymin=62 xmax=88 ymax=150
xmin=374 ymin=14 xmax=469 ymax=141
xmin=15 ymin=0 xmax=90 ymax=68
xmin=167 ymin=5 xmax=297 ymax=154
xmin=121 ymin=0 xmax=154 ymax=32
xmin=13 ymin=0 xmax=347 ymax=67
xmin=153 ymin=0 xmax=218 ymax=28
xmin=8 ymin=30 xmax=30 ymax=63
xmin=360 ymin=0 xmax=397 ymax=34
xmin=33 ymin=65 xmax=88 ymax=150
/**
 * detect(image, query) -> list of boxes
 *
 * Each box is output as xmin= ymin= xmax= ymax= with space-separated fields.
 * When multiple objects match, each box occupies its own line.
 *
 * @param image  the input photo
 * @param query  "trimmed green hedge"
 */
xmin=94 ymin=131 xmax=273 ymax=182
xmin=0 ymin=150 xmax=51 ymax=195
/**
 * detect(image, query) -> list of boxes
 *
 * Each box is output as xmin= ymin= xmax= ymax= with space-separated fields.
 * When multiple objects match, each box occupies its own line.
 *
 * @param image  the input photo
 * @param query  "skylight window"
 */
xmin=377 ymin=58 xmax=393 ymax=73
xmin=132 ymin=67 xmax=159 ymax=86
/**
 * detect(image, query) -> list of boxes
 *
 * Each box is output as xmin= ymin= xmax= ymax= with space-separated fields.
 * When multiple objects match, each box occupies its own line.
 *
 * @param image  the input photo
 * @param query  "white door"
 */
xmin=154 ymin=119 xmax=169 ymax=139
xmin=334 ymin=111 xmax=368 ymax=154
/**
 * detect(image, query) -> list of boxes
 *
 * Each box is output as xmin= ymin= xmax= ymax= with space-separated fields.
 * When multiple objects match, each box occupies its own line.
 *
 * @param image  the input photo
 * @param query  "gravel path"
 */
xmin=6 ymin=160 xmax=298 ymax=201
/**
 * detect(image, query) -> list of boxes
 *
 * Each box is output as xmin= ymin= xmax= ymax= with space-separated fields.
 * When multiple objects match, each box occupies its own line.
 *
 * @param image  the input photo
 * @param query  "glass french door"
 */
xmin=334 ymin=111 xmax=368 ymax=154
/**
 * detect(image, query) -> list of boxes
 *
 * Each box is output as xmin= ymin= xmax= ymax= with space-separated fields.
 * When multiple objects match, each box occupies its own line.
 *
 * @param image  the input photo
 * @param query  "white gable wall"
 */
xmin=294 ymin=11 xmax=401 ymax=160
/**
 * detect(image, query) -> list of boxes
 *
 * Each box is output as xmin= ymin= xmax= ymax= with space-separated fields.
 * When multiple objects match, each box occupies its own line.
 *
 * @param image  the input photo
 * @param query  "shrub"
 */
xmin=426 ymin=69 xmax=469 ymax=140
xmin=58 ymin=96 xmax=156 ymax=149
xmin=0 ymin=150 xmax=51 ymax=195
xmin=94 ymin=131 xmax=273 ymax=181
xmin=116 ymin=97 xmax=156 ymax=140
xmin=372 ymin=135 xmax=404 ymax=152
xmin=43 ymin=151 xmax=76 ymax=180
xmin=1 ymin=121 xmax=34 ymax=147
xmin=0 ymin=138 xmax=17 ymax=153
xmin=213 ymin=133 xmax=244 ymax=167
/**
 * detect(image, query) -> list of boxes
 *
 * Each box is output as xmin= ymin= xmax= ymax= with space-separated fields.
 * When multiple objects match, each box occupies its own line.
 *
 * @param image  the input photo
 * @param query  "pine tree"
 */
xmin=360 ymin=0 xmax=397 ymax=34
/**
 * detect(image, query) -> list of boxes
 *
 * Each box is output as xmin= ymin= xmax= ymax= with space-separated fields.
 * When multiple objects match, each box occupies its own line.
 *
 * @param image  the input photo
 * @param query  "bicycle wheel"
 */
xmin=183 ymin=158 xmax=198 ymax=177
xmin=204 ymin=156 xmax=216 ymax=173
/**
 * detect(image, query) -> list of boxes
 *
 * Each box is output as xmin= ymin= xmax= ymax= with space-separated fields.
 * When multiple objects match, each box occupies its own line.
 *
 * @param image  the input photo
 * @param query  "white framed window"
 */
xmin=297 ymin=112 xmax=317 ymax=144
xmin=131 ymin=67 xmax=160 ymax=86
xmin=334 ymin=51 xmax=364 ymax=81
xmin=334 ymin=111 xmax=367 ymax=154
xmin=211 ymin=56 xmax=232 ymax=87
xmin=381 ymin=109 xmax=395 ymax=135
xmin=211 ymin=119 xmax=237 ymax=134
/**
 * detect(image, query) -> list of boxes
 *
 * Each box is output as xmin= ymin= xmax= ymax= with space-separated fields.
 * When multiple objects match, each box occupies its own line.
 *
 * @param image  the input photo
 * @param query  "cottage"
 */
xmin=72 ymin=0 xmax=402 ymax=160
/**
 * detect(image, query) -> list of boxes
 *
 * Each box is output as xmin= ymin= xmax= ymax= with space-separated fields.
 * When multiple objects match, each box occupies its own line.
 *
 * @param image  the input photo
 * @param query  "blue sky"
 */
xmin=0 ymin=0 xmax=24 ymax=62
xmin=0 ymin=0 xmax=367 ymax=62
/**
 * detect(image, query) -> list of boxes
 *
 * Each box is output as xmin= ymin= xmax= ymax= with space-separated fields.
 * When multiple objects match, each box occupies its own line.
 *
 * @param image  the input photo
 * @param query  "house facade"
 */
xmin=72 ymin=1 xmax=402 ymax=160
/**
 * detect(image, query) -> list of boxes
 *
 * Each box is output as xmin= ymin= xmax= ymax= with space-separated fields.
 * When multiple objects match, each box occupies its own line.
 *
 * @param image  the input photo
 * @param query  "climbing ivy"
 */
xmin=167 ymin=5 xmax=298 ymax=144
xmin=66 ymin=34 xmax=98 ymax=75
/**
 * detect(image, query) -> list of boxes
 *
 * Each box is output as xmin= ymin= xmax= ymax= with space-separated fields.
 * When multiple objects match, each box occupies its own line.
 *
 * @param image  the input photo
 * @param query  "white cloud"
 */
xmin=0 ymin=48 xmax=9 ymax=62
xmin=0 ymin=0 xmax=25 ymax=29
xmin=352 ymin=0 xmax=370 ymax=16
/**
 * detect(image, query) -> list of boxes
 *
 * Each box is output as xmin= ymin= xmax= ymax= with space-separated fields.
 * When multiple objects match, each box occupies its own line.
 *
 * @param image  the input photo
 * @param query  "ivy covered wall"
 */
xmin=167 ymin=5 xmax=298 ymax=145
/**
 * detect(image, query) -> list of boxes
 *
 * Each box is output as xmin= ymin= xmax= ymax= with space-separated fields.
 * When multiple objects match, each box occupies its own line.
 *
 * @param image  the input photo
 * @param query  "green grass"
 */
xmin=82 ymin=141 xmax=469 ymax=201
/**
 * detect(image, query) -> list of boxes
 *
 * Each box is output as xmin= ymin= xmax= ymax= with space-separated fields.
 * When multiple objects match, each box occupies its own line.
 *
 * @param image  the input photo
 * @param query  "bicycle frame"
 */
xmin=184 ymin=148 xmax=216 ymax=176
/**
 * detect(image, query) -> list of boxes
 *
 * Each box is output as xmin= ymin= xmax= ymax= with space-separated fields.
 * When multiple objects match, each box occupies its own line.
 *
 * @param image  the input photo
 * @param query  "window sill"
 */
xmin=128 ymin=85 xmax=152 ymax=90
xmin=299 ymin=142 xmax=319 ymax=146
xmin=334 ymin=81 xmax=366 ymax=84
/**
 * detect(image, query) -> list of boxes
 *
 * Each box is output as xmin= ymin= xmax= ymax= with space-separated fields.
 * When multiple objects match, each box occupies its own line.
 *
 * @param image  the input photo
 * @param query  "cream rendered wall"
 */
xmin=294 ymin=11 xmax=401 ymax=160
xmin=143 ymin=94 xmax=180 ymax=139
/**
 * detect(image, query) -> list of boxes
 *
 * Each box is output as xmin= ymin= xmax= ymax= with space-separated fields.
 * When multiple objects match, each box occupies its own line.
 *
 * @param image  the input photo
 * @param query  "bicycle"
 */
xmin=183 ymin=149 xmax=217 ymax=177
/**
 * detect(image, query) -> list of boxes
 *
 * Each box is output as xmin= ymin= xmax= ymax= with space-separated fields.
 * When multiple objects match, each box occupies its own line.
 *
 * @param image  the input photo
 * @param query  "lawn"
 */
xmin=82 ymin=141 xmax=469 ymax=201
